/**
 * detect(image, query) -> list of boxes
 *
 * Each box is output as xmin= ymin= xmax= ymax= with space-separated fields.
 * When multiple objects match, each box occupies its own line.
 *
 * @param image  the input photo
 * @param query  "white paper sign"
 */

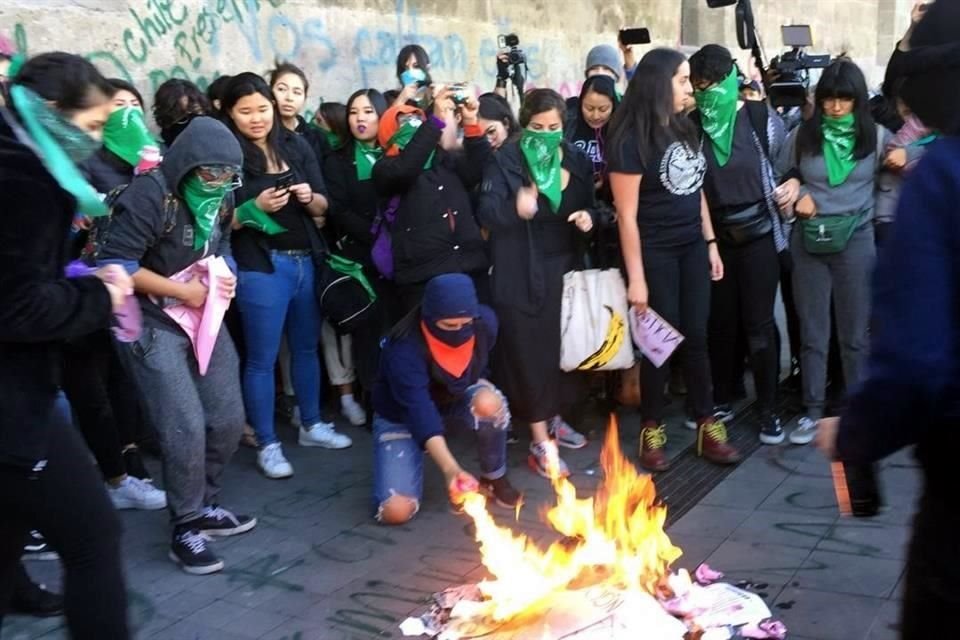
xmin=629 ymin=308 xmax=685 ymax=368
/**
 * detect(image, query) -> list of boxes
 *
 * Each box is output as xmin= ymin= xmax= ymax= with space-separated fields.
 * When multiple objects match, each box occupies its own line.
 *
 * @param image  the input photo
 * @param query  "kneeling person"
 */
xmin=372 ymin=274 xmax=520 ymax=524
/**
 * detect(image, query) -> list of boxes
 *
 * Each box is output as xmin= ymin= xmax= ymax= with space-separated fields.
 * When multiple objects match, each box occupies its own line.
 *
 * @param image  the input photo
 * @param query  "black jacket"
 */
xmin=372 ymin=119 xmax=490 ymax=285
xmin=81 ymin=147 xmax=134 ymax=196
xmin=96 ymin=116 xmax=243 ymax=332
xmin=325 ymin=144 xmax=379 ymax=266
xmin=0 ymin=108 xmax=113 ymax=470
xmin=476 ymin=140 xmax=598 ymax=315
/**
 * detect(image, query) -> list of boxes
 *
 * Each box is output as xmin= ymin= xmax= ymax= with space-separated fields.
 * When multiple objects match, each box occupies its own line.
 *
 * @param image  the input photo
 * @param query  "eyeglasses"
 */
xmin=196 ymin=165 xmax=242 ymax=191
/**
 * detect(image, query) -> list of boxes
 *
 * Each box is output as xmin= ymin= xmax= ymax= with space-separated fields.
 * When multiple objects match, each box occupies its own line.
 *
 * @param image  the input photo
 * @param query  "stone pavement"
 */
xmin=3 ymin=403 xmax=920 ymax=640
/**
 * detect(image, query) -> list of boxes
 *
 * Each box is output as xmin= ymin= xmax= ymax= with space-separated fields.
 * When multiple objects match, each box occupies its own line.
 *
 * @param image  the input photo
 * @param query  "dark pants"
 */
xmin=61 ymin=330 xmax=143 ymax=480
xmin=709 ymin=235 xmax=780 ymax=411
xmin=641 ymin=241 xmax=713 ymax=423
xmin=0 ymin=395 xmax=129 ymax=638
xmin=779 ymin=255 xmax=802 ymax=376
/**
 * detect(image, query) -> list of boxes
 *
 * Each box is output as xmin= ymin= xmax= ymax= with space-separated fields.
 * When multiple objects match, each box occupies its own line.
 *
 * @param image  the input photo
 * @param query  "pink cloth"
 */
xmin=65 ymin=261 xmax=142 ymax=343
xmin=157 ymin=257 xmax=233 ymax=376
xmin=887 ymin=114 xmax=933 ymax=171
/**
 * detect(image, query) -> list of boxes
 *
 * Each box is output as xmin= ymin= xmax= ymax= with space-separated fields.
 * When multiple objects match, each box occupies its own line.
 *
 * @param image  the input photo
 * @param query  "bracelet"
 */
xmin=706 ymin=238 xmax=717 ymax=245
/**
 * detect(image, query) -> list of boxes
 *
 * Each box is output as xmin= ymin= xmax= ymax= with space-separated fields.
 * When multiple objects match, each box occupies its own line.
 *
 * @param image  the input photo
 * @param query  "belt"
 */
xmin=271 ymin=249 xmax=311 ymax=257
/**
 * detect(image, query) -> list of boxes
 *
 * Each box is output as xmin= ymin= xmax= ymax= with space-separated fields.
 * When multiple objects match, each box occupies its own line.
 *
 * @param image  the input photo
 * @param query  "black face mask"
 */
xmin=160 ymin=115 xmax=198 ymax=147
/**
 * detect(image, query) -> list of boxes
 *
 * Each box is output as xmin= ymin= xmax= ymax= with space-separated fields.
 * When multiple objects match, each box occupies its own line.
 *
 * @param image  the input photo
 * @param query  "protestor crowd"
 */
xmin=1 ymin=1 xmax=958 ymax=638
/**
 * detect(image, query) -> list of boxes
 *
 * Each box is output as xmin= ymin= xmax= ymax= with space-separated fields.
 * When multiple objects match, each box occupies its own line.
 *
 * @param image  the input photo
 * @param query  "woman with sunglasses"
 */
xmin=222 ymin=72 xmax=351 ymax=481
xmin=97 ymin=116 xmax=256 ymax=576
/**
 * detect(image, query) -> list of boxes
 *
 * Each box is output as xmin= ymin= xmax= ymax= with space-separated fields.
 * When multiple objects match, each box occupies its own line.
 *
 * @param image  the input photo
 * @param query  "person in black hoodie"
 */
xmin=689 ymin=44 xmax=788 ymax=445
xmin=477 ymin=89 xmax=598 ymax=480
xmin=0 ymin=51 xmax=131 ymax=638
xmin=372 ymin=94 xmax=491 ymax=310
xmin=97 ymin=116 xmax=257 ymax=576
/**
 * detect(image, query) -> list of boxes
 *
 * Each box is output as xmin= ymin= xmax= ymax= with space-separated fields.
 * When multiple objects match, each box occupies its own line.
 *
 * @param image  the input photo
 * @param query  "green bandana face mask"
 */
xmin=694 ymin=68 xmax=740 ymax=167
xmin=103 ymin=106 xmax=155 ymax=167
xmin=519 ymin=128 xmax=564 ymax=213
xmin=181 ymin=173 xmax=229 ymax=251
xmin=821 ymin=113 xmax=857 ymax=187
xmin=354 ymin=140 xmax=383 ymax=181
xmin=388 ymin=120 xmax=435 ymax=169
xmin=8 ymin=85 xmax=107 ymax=217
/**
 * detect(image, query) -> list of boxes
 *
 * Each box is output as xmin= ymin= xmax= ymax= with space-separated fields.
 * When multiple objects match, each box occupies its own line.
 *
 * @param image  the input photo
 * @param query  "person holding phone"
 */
xmin=221 ymin=73 xmax=352 ymax=481
xmin=609 ymin=48 xmax=742 ymax=472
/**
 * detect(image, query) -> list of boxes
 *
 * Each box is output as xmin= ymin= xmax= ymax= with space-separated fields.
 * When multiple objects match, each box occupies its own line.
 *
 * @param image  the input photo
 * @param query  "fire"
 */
xmin=462 ymin=415 xmax=682 ymax=622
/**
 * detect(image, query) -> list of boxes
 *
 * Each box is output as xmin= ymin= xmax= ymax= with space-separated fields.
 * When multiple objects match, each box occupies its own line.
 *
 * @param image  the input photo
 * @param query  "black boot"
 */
xmin=11 ymin=563 xmax=63 ymax=618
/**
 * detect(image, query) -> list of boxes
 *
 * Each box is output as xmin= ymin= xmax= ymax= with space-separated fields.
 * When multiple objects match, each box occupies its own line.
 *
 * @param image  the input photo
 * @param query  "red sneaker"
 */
xmin=697 ymin=420 xmax=742 ymax=465
xmin=639 ymin=423 xmax=670 ymax=472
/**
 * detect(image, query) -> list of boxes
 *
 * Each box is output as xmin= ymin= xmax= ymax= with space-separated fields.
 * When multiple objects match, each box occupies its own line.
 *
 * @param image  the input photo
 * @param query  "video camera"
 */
xmin=497 ymin=33 xmax=528 ymax=100
xmin=767 ymin=25 xmax=832 ymax=108
xmin=498 ymin=33 xmax=526 ymax=66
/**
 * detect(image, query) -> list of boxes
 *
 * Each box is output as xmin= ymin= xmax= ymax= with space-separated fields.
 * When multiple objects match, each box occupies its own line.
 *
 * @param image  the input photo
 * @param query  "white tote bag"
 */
xmin=559 ymin=269 xmax=635 ymax=372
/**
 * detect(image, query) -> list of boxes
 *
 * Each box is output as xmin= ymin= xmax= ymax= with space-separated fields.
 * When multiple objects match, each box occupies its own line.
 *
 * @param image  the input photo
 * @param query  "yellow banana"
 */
xmin=577 ymin=305 xmax=626 ymax=371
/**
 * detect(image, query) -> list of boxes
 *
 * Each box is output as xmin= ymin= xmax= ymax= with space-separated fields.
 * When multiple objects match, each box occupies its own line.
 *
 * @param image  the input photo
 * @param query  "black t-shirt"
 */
xmin=702 ymin=107 xmax=764 ymax=214
xmin=609 ymin=137 xmax=706 ymax=248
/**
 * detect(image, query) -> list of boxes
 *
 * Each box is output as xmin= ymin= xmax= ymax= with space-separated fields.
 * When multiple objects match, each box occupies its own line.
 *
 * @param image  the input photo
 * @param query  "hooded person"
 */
xmin=371 ymin=273 xmax=520 ymax=524
xmin=817 ymin=3 xmax=960 ymax=638
xmin=95 ymin=116 xmax=259 ymax=576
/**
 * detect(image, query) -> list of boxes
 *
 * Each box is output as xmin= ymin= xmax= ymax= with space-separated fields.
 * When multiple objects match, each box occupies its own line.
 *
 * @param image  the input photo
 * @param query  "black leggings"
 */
xmin=641 ymin=241 xmax=713 ymax=423
xmin=709 ymin=235 xmax=780 ymax=410
xmin=0 ymin=395 xmax=129 ymax=638
xmin=61 ymin=330 xmax=144 ymax=480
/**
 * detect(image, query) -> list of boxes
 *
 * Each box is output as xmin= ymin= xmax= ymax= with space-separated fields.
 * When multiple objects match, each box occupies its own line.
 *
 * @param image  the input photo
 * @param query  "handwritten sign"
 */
xmin=629 ymin=308 xmax=684 ymax=369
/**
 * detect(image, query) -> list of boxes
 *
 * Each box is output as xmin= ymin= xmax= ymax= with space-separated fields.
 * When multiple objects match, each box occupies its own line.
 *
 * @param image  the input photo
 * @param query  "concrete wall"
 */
xmin=0 ymin=0 xmax=680 ymax=119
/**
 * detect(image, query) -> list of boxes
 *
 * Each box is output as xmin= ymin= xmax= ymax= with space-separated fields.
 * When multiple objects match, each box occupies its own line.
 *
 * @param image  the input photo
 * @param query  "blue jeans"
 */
xmin=372 ymin=384 xmax=509 ymax=518
xmin=237 ymin=252 xmax=322 ymax=446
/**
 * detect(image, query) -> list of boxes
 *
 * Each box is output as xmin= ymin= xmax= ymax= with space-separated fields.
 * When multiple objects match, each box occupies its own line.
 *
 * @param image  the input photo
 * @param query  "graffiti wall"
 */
xmin=1 ymin=0 xmax=681 ymax=118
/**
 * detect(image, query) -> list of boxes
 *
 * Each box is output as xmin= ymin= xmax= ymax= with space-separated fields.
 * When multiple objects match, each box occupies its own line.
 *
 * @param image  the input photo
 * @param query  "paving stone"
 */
xmin=666 ymin=532 xmax=727 ymax=569
xmin=816 ymin=521 xmax=912 ymax=560
xmin=756 ymin=475 xmax=843 ymax=517
xmin=794 ymin=550 xmax=904 ymax=598
xmin=669 ymin=505 xmax=754 ymax=539
xmin=772 ymin=587 xmax=884 ymax=640
xmin=728 ymin=509 xmax=838 ymax=550
xmin=705 ymin=539 xmax=812 ymax=577
xmin=699 ymin=478 xmax=781 ymax=511
xmin=866 ymin=600 xmax=902 ymax=640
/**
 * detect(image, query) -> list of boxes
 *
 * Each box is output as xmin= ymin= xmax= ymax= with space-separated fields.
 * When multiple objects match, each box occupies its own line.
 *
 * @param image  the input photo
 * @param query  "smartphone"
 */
xmin=618 ymin=27 xmax=651 ymax=46
xmin=274 ymin=171 xmax=294 ymax=193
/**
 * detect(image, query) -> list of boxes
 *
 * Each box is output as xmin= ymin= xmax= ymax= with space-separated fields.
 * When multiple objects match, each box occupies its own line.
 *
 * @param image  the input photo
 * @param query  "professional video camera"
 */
xmin=498 ymin=33 xmax=526 ymax=66
xmin=767 ymin=25 xmax=832 ymax=108
xmin=497 ymin=33 xmax=528 ymax=99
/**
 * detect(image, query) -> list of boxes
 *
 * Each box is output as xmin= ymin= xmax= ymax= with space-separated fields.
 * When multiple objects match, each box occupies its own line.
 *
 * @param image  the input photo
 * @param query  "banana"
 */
xmin=577 ymin=305 xmax=626 ymax=371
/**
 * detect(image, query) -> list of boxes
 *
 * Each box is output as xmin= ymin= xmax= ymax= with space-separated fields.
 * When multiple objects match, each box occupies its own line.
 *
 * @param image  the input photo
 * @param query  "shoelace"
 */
xmin=703 ymin=421 xmax=729 ymax=443
xmin=203 ymin=506 xmax=237 ymax=525
xmin=179 ymin=531 xmax=212 ymax=555
xmin=643 ymin=426 xmax=667 ymax=450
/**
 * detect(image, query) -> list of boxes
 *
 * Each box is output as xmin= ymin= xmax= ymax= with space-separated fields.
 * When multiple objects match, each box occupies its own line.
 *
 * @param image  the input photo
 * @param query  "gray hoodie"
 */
xmin=97 ymin=116 xmax=243 ymax=331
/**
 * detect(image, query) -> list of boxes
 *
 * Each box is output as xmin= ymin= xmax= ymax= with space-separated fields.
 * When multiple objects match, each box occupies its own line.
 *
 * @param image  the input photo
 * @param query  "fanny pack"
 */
xmin=799 ymin=213 xmax=863 ymax=254
xmin=716 ymin=203 xmax=773 ymax=246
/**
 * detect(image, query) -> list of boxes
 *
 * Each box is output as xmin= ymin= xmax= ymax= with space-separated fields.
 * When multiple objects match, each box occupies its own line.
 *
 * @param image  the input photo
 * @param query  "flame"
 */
xmin=462 ymin=415 xmax=682 ymax=622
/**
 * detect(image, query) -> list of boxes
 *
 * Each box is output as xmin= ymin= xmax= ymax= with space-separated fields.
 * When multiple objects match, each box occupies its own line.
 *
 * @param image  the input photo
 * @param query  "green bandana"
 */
xmin=519 ymin=129 xmax=563 ymax=213
xmin=354 ymin=141 xmax=383 ymax=181
xmin=322 ymin=127 xmax=344 ymax=150
xmin=103 ymin=106 xmax=155 ymax=167
xmin=7 ymin=54 xmax=25 ymax=78
xmin=388 ymin=121 xmax=435 ymax=170
xmin=9 ymin=85 xmax=107 ymax=217
xmin=235 ymin=199 xmax=286 ymax=235
xmin=821 ymin=113 xmax=857 ymax=187
xmin=180 ymin=174 xmax=228 ymax=250
xmin=694 ymin=68 xmax=740 ymax=167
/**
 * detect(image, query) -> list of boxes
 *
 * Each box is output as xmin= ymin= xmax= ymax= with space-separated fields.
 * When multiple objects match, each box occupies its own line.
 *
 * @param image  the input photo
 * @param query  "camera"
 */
xmin=498 ymin=33 xmax=526 ymax=66
xmin=449 ymin=82 xmax=471 ymax=105
xmin=768 ymin=25 xmax=832 ymax=108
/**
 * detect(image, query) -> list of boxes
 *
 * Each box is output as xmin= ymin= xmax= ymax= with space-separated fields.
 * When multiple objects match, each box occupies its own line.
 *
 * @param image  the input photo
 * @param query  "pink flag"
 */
xmin=157 ymin=257 xmax=233 ymax=375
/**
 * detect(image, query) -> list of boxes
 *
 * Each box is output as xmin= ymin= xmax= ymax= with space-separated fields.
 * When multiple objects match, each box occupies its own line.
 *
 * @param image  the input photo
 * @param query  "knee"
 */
xmin=377 ymin=495 xmax=419 ymax=525
xmin=471 ymin=388 xmax=503 ymax=419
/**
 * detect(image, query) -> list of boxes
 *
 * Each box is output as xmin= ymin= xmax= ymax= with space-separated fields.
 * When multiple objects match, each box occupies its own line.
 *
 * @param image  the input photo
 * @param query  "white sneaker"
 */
xmin=528 ymin=440 xmax=570 ymax=479
xmin=299 ymin=422 xmax=353 ymax=449
xmin=107 ymin=476 xmax=167 ymax=510
xmin=341 ymin=400 xmax=367 ymax=427
xmin=790 ymin=416 xmax=819 ymax=445
xmin=257 ymin=443 xmax=294 ymax=478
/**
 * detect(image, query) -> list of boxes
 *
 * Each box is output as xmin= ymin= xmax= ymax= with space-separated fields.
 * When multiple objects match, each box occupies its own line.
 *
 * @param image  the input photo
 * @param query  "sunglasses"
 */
xmin=196 ymin=165 xmax=242 ymax=190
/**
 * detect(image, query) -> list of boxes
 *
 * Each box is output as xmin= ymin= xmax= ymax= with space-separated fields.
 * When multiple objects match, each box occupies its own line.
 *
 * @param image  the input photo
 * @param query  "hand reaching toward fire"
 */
xmin=446 ymin=468 xmax=480 ymax=505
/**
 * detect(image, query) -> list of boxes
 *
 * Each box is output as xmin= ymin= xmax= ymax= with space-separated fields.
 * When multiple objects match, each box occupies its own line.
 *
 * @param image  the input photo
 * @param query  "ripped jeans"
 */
xmin=372 ymin=383 xmax=510 ymax=518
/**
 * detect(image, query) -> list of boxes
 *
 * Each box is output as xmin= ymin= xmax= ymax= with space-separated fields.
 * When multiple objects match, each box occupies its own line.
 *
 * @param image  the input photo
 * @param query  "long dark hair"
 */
xmin=519 ymin=88 xmax=567 ymax=127
xmin=396 ymin=44 xmax=432 ymax=86
xmin=343 ymin=89 xmax=387 ymax=152
xmin=14 ymin=52 xmax=114 ymax=113
xmin=608 ymin=48 xmax=698 ymax=168
xmin=220 ymin=72 xmax=285 ymax=175
xmin=478 ymin=92 xmax=521 ymax=139
xmin=107 ymin=78 xmax=144 ymax=108
xmin=796 ymin=58 xmax=875 ymax=160
xmin=318 ymin=101 xmax=349 ymax=144
xmin=269 ymin=61 xmax=309 ymax=94
xmin=578 ymin=74 xmax=619 ymax=126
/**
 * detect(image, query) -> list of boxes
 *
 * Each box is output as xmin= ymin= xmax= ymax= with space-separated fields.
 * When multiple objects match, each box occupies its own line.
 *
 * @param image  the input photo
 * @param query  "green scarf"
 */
xmin=388 ymin=121 xmax=435 ymax=169
xmin=322 ymin=127 xmax=344 ymax=150
xmin=9 ymin=85 xmax=107 ymax=217
xmin=180 ymin=174 xmax=228 ymax=250
xmin=235 ymin=199 xmax=286 ymax=235
xmin=821 ymin=113 xmax=858 ymax=187
xmin=694 ymin=68 xmax=740 ymax=167
xmin=354 ymin=141 xmax=383 ymax=181
xmin=103 ymin=106 xmax=155 ymax=167
xmin=519 ymin=129 xmax=563 ymax=213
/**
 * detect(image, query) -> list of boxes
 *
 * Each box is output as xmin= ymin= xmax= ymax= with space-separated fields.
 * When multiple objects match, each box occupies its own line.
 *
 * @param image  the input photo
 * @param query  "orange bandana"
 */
xmin=421 ymin=321 xmax=475 ymax=378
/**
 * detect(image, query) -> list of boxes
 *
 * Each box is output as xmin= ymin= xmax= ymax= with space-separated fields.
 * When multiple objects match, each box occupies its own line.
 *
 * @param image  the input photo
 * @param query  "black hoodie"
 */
xmin=96 ymin=116 xmax=243 ymax=333
xmin=0 ymin=108 xmax=113 ymax=470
